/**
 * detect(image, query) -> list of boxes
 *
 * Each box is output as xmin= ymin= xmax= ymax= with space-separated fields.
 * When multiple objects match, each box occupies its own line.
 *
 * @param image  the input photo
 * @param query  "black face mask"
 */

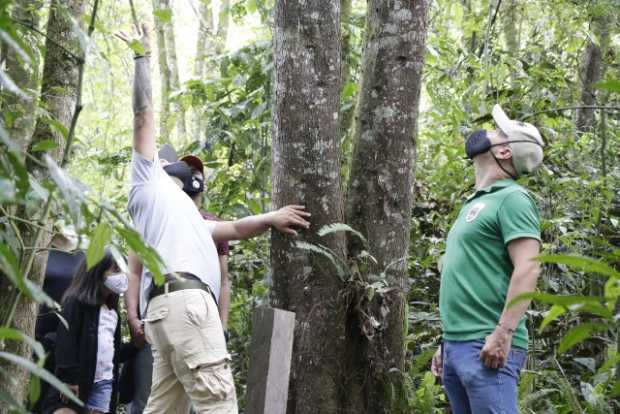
xmin=163 ymin=161 xmax=204 ymax=196
xmin=465 ymin=130 xmax=517 ymax=179
xmin=465 ymin=130 xmax=492 ymax=159
xmin=164 ymin=161 xmax=192 ymax=189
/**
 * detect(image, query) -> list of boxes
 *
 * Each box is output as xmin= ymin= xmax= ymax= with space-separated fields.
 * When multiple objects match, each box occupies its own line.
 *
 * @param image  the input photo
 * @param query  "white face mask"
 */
xmin=104 ymin=273 xmax=128 ymax=294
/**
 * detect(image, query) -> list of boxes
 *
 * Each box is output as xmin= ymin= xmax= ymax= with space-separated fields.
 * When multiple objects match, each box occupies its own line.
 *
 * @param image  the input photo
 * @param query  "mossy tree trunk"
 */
xmin=270 ymin=2 xmax=346 ymax=413
xmin=344 ymin=1 xmax=428 ymax=413
xmin=0 ymin=0 xmax=87 ymax=407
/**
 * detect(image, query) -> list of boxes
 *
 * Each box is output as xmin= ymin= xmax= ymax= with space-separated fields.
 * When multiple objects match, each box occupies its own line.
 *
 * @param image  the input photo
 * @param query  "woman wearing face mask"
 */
xmin=43 ymin=249 xmax=128 ymax=414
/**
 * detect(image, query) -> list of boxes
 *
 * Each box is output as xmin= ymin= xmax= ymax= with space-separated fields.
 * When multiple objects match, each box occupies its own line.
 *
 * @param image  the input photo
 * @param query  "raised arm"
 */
xmin=117 ymin=24 xmax=155 ymax=160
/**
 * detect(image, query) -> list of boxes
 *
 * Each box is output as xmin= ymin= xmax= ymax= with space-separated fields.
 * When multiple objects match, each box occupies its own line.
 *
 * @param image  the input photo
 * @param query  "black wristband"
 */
xmin=134 ymin=54 xmax=151 ymax=60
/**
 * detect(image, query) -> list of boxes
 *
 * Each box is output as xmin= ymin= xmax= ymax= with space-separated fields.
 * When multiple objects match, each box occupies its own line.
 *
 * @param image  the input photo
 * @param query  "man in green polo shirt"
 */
xmin=431 ymin=105 xmax=544 ymax=414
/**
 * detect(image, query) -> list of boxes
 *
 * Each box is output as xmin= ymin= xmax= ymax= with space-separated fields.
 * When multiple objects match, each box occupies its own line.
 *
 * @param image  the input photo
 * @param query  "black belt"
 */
xmin=148 ymin=273 xmax=212 ymax=301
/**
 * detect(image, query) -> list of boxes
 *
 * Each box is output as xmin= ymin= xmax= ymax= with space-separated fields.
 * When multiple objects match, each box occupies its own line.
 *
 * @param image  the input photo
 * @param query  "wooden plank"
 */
xmin=246 ymin=307 xmax=296 ymax=414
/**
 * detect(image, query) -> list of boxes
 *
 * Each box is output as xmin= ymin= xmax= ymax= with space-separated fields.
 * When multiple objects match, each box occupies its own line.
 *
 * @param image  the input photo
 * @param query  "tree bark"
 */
xmin=344 ymin=1 xmax=428 ymax=413
xmin=162 ymin=0 xmax=186 ymax=141
xmin=501 ymin=0 xmax=518 ymax=54
xmin=1 ymin=0 xmax=42 ymax=152
xmin=191 ymin=0 xmax=214 ymax=142
xmin=0 ymin=0 xmax=86 ymax=407
xmin=153 ymin=0 xmax=172 ymax=141
xmin=271 ymin=2 xmax=346 ymax=413
xmin=575 ymin=15 xmax=609 ymax=133
xmin=215 ymin=0 xmax=230 ymax=55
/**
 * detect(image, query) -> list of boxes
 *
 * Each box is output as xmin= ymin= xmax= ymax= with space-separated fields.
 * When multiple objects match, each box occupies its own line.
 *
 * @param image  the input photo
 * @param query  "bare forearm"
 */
xmin=218 ymin=258 xmax=231 ymax=330
xmin=213 ymin=212 xmax=275 ymax=242
xmin=499 ymin=263 xmax=539 ymax=330
xmin=126 ymin=253 xmax=143 ymax=321
xmin=133 ymin=56 xmax=155 ymax=158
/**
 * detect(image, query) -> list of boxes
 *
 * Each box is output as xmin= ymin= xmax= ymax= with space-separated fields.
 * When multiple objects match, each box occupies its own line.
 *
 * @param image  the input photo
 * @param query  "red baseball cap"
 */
xmin=180 ymin=154 xmax=204 ymax=176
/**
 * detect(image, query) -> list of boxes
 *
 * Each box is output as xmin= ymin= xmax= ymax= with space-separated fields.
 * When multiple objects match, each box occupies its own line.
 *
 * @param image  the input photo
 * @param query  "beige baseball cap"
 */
xmin=492 ymin=104 xmax=544 ymax=175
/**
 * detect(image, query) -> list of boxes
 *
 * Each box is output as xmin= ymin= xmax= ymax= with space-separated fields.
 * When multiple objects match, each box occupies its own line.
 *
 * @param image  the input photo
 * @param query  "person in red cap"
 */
xmin=117 ymin=25 xmax=309 ymax=414
xmin=179 ymin=154 xmax=233 ymax=334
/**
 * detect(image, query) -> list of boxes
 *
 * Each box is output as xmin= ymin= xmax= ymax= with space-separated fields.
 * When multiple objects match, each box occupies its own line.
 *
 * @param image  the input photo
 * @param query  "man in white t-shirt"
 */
xmin=117 ymin=25 xmax=310 ymax=414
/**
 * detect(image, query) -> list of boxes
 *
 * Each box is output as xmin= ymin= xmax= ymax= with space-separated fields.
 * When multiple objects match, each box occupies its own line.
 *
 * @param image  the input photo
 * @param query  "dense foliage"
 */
xmin=0 ymin=0 xmax=618 ymax=412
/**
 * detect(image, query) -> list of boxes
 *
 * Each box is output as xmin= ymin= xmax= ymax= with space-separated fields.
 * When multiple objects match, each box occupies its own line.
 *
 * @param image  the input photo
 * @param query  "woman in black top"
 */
xmin=43 ymin=250 xmax=127 ymax=414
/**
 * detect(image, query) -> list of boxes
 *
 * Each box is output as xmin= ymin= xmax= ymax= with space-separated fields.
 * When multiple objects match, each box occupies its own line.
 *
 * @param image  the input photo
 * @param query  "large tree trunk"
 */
xmin=0 ymin=0 xmax=86 ymax=407
xmin=1 ymin=0 xmax=42 ymax=151
xmin=575 ymin=12 xmax=609 ymax=134
xmin=344 ymin=1 xmax=428 ymax=413
xmin=270 ymin=2 xmax=346 ymax=413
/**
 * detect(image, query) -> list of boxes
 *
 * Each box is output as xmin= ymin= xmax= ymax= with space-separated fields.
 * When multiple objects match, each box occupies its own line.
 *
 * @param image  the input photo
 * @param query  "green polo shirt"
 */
xmin=439 ymin=179 xmax=541 ymax=349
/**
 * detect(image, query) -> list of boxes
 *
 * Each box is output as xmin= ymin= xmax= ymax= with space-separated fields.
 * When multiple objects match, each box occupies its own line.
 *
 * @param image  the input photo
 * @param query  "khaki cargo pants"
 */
xmin=143 ymin=289 xmax=238 ymax=414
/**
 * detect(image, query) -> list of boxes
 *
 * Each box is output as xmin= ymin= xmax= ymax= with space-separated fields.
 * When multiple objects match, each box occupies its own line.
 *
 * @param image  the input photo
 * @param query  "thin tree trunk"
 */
xmin=191 ymin=0 xmax=214 ymax=142
xmin=1 ymin=0 xmax=42 ymax=152
xmin=161 ymin=0 xmax=186 ymax=142
xmin=271 ymin=2 xmax=345 ymax=413
xmin=344 ymin=1 xmax=428 ymax=413
xmin=153 ymin=0 xmax=171 ymax=141
xmin=339 ymin=0 xmax=356 ymax=169
xmin=0 ymin=0 xmax=87 ymax=407
xmin=576 ymin=12 xmax=609 ymax=133
xmin=215 ymin=0 xmax=230 ymax=55
xmin=501 ymin=0 xmax=518 ymax=54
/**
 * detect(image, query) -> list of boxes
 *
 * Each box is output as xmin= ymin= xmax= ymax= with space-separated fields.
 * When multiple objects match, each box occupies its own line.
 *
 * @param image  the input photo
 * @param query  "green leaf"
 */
xmin=86 ymin=222 xmax=112 ymax=269
xmin=0 ymin=383 xmax=25 ymax=412
xmin=0 ymin=120 xmax=21 ymax=153
xmin=0 ymin=244 xmax=25 ymax=293
xmin=128 ymin=39 xmax=146 ymax=56
xmin=31 ymin=139 xmax=59 ymax=152
xmin=23 ymin=279 xmax=59 ymax=309
xmin=0 ymin=30 xmax=32 ymax=65
xmin=0 ymin=352 xmax=83 ymax=407
xmin=295 ymin=241 xmax=347 ymax=281
xmin=536 ymin=254 xmax=620 ymax=279
xmin=317 ymin=222 xmax=367 ymax=244
xmin=538 ymin=304 xmax=566 ymax=332
xmin=28 ymin=376 xmax=41 ymax=406
xmin=558 ymin=323 xmax=608 ymax=353
xmin=0 ymin=178 xmax=15 ymax=202
xmin=153 ymin=8 xmax=172 ymax=23
xmin=7 ymin=151 xmax=28 ymax=195
xmin=44 ymin=116 xmax=69 ymax=139
xmin=594 ymin=80 xmax=620 ymax=93
xmin=116 ymin=226 xmax=165 ymax=285
xmin=0 ymin=328 xmax=45 ymax=362
xmin=508 ymin=292 xmax=601 ymax=309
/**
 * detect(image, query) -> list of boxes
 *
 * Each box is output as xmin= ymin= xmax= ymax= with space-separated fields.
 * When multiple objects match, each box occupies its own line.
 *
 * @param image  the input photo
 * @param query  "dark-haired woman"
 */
xmin=43 ymin=250 xmax=127 ymax=414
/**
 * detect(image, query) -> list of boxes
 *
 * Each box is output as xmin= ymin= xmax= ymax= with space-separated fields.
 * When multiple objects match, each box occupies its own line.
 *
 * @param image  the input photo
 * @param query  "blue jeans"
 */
xmin=86 ymin=379 xmax=113 ymax=413
xmin=442 ymin=339 xmax=527 ymax=414
xmin=128 ymin=344 xmax=153 ymax=414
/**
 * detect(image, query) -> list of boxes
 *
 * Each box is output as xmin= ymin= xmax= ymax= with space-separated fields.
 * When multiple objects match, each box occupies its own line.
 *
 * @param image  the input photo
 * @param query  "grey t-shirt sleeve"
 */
xmin=131 ymin=150 xmax=161 ymax=187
